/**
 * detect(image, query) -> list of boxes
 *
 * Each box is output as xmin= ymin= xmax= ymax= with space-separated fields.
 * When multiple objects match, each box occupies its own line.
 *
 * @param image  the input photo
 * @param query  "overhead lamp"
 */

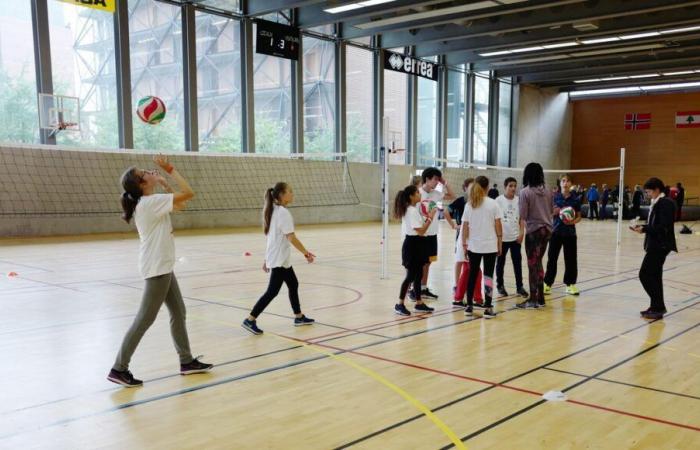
xmin=325 ymin=0 xmax=396 ymax=14
xmin=478 ymin=50 xmax=513 ymax=57
xmin=662 ymin=70 xmax=695 ymax=75
xmin=628 ymin=73 xmax=660 ymax=79
xmin=659 ymin=25 xmax=700 ymax=34
xmin=619 ymin=31 xmax=661 ymax=40
xmin=542 ymin=41 xmax=580 ymax=49
xmin=580 ymin=37 xmax=620 ymax=44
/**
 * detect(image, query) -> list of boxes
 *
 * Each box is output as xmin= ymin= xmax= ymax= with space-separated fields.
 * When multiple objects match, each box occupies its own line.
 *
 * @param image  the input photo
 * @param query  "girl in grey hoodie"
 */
xmin=517 ymin=163 xmax=553 ymax=308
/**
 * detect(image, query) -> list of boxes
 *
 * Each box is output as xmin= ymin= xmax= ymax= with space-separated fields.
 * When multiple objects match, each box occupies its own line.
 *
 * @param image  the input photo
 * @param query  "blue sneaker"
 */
xmin=242 ymin=318 xmax=263 ymax=335
xmin=294 ymin=315 xmax=315 ymax=326
xmin=395 ymin=303 xmax=411 ymax=316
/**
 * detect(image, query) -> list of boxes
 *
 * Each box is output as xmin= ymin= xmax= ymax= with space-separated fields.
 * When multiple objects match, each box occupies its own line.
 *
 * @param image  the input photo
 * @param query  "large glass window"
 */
xmin=253 ymin=23 xmax=291 ymax=154
xmin=303 ymin=36 xmax=335 ymax=157
xmin=129 ymin=0 xmax=185 ymax=151
xmin=195 ymin=13 xmax=241 ymax=153
xmin=0 ymin=1 xmax=38 ymax=144
xmin=48 ymin=1 xmax=118 ymax=148
xmin=472 ymin=72 xmax=490 ymax=164
xmin=345 ymin=45 xmax=373 ymax=162
xmin=383 ymin=49 xmax=407 ymax=162
xmin=416 ymin=76 xmax=437 ymax=167
xmin=497 ymin=79 xmax=512 ymax=167
xmin=446 ymin=69 xmax=465 ymax=165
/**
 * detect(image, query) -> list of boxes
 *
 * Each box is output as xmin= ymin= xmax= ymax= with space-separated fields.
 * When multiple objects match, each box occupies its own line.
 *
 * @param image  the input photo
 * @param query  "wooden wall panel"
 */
xmin=571 ymin=92 xmax=700 ymax=199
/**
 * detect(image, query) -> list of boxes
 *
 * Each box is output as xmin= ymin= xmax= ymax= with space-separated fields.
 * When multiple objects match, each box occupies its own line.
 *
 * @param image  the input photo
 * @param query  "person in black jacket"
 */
xmin=630 ymin=177 xmax=677 ymax=320
xmin=675 ymin=182 xmax=685 ymax=222
xmin=631 ymin=185 xmax=643 ymax=218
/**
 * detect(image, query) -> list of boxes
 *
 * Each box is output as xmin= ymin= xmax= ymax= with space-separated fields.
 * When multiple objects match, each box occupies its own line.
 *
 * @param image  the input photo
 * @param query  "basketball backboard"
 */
xmin=38 ymin=93 xmax=80 ymax=135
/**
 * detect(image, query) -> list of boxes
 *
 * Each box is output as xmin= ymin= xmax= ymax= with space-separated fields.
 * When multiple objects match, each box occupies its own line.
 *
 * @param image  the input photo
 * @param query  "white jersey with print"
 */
xmin=496 ymin=195 xmax=521 ymax=242
xmin=266 ymin=204 xmax=295 ymax=269
xmin=135 ymin=193 xmax=175 ymax=279
xmin=461 ymin=197 xmax=502 ymax=254
xmin=419 ymin=186 xmax=444 ymax=236
xmin=402 ymin=205 xmax=424 ymax=236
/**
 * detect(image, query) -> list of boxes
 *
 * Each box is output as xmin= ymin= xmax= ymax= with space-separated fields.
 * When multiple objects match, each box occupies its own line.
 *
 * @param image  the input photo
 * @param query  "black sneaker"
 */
xmin=107 ymin=369 xmax=143 ymax=387
xmin=395 ymin=303 xmax=411 ymax=316
xmin=497 ymin=286 xmax=509 ymax=297
xmin=294 ymin=315 xmax=315 ymax=326
xmin=640 ymin=308 xmax=666 ymax=315
xmin=452 ymin=300 xmax=466 ymax=309
xmin=464 ymin=306 xmax=474 ymax=316
xmin=408 ymin=289 xmax=417 ymax=302
xmin=414 ymin=303 xmax=434 ymax=313
xmin=537 ymin=300 xmax=546 ymax=307
xmin=642 ymin=311 xmax=664 ymax=320
xmin=483 ymin=308 xmax=497 ymax=319
xmin=421 ymin=288 xmax=439 ymax=299
xmin=517 ymin=287 xmax=529 ymax=298
xmin=180 ymin=356 xmax=214 ymax=375
xmin=516 ymin=301 xmax=538 ymax=309
xmin=473 ymin=301 xmax=486 ymax=309
xmin=242 ymin=318 xmax=263 ymax=335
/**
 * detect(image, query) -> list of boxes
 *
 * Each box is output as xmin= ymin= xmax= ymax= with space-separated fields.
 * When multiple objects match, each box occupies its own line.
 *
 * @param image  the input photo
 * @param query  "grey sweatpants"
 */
xmin=113 ymin=272 xmax=193 ymax=371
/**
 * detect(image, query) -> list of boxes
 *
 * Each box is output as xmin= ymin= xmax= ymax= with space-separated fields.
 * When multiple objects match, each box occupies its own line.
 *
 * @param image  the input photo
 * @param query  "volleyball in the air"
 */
xmin=420 ymin=200 xmax=437 ymax=217
xmin=136 ymin=96 xmax=166 ymax=125
xmin=559 ymin=206 xmax=576 ymax=224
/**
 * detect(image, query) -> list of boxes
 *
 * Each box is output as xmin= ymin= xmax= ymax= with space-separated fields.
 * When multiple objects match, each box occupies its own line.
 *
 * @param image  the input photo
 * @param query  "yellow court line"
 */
xmin=186 ymin=311 xmax=467 ymax=449
xmin=269 ymin=332 xmax=468 ymax=450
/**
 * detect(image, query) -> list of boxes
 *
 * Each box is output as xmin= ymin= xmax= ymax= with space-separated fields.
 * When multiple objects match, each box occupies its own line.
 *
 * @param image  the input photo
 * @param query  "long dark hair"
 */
xmin=393 ymin=185 xmax=418 ymax=219
xmin=522 ymin=162 xmax=545 ymax=188
xmin=263 ymin=182 xmax=289 ymax=235
xmin=120 ymin=167 xmax=143 ymax=224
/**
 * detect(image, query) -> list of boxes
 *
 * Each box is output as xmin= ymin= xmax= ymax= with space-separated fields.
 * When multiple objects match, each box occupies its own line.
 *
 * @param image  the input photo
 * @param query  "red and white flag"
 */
xmin=624 ymin=113 xmax=651 ymax=130
xmin=676 ymin=111 xmax=700 ymax=128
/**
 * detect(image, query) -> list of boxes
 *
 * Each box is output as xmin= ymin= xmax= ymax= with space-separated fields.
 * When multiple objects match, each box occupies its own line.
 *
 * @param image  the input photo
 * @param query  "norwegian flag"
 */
xmin=676 ymin=111 xmax=700 ymax=128
xmin=624 ymin=113 xmax=651 ymax=130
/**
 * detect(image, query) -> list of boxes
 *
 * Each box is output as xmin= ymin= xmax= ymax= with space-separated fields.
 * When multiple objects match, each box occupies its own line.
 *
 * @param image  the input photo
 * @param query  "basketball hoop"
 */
xmin=38 ymin=93 xmax=81 ymax=137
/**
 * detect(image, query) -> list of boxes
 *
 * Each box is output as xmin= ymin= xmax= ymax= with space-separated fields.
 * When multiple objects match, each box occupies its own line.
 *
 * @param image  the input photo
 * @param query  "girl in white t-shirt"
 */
xmin=108 ymin=155 xmax=212 ymax=388
xmin=461 ymin=176 xmax=503 ymax=319
xmin=242 ymin=182 xmax=316 ymax=335
xmin=392 ymin=185 xmax=436 ymax=316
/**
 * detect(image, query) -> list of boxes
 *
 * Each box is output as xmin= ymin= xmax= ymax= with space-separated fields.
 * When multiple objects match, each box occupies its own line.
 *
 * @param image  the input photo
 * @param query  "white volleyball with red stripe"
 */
xmin=137 ymin=96 xmax=167 ymax=125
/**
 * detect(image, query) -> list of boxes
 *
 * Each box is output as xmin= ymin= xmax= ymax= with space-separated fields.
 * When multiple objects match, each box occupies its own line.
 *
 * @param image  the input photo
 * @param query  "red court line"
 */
xmin=281 ymin=335 xmax=700 ymax=434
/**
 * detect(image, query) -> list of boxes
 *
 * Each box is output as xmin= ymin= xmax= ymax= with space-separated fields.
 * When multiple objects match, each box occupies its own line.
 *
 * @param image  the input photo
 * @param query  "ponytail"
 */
xmin=393 ymin=185 xmax=418 ymax=219
xmin=468 ymin=175 xmax=489 ymax=209
xmin=263 ymin=182 xmax=288 ymax=235
xmin=120 ymin=167 xmax=143 ymax=224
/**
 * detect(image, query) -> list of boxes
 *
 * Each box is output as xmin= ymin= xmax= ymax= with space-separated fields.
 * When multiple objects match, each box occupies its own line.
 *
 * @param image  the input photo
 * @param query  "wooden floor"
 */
xmin=2 ymin=220 xmax=700 ymax=449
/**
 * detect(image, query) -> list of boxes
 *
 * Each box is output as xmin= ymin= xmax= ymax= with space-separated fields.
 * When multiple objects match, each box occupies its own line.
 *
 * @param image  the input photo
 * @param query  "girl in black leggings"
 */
xmin=393 ymin=185 xmax=436 ymax=316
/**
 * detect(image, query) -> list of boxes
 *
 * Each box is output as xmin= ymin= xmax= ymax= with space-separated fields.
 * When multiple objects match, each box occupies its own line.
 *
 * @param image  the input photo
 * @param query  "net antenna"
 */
xmin=38 ymin=93 xmax=81 ymax=137
xmin=423 ymin=147 xmax=626 ymax=250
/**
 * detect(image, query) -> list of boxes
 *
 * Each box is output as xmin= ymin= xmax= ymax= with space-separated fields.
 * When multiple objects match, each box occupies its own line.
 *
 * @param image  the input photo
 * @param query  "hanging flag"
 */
xmin=57 ymin=0 xmax=115 ymax=13
xmin=624 ymin=113 xmax=651 ymax=130
xmin=676 ymin=111 xmax=700 ymax=128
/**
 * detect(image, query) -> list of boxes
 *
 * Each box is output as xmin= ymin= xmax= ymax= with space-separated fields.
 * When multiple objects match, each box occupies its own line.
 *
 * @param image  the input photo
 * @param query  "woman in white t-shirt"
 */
xmin=108 ymin=155 xmax=212 ymax=388
xmin=461 ymin=176 xmax=503 ymax=319
xmin=392 ymin=185 xmax=436 ymax=316
xmin=242 ymin=182 xmax=316 ymax=335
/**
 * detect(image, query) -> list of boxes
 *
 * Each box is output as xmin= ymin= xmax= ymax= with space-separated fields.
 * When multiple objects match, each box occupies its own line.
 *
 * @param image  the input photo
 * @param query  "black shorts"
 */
xmin=426 ymin=235 xmax=438 ymax=262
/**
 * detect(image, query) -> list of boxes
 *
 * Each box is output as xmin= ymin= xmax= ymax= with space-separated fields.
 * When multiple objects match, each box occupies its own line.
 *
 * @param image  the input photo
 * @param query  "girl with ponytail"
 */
xmin=392 ymin=185 xmax=436 ymax=316
xmin=242 ymin=182 xmax=316 ymax=335
xmin=108 ymin=155 xmax=212 ymax=388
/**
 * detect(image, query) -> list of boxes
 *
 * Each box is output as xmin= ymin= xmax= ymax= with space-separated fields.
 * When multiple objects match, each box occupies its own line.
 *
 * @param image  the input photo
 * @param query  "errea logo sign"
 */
xmin=383 ymin=51 xmax=438 ymax=81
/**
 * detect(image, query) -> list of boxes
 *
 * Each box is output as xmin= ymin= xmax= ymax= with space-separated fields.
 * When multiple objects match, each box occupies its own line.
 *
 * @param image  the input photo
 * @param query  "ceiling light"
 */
xmin=353 ymin=1 xmax=497 ymax=28
xmin=580 ymin=37 xmax=620 ymax=44
xmin=574 ymin=79 xmax=601 ymax=83
xmin=571 ymin=43 xmax=664 ymax=57
xmin=511 ymin=46 xmax=545 ymax=53
xmin=662 ymin=70 xmax=695 ymax=75
xmin=324 ymin=3 xmax=364 ymax=13
xmin=491 ymin=54 xmax=570 ymax=66
xmin=659 ymin=25 xmax=700 ymax=34
xmin=542 ymin=41 xmax=580 ymax=49
xmin=600 ymin=76 xmax=629 ymax=81
xmin=619 ymin=31 xmax=660 ymax=40
xmin=570 ymin=87 xmax=641 ymax=97
xmin=478 ymin=50 xmax=513 ymax=57
xmin=643 ymin=81 xmax=700 ymax=90
xmin=629 ymin=73 xmax=660 ymax=79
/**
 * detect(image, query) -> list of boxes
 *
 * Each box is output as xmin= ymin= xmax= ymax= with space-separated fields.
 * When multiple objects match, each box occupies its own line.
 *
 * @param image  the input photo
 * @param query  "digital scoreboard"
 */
xmin=255 ymin=19 xmax=300 ymax=61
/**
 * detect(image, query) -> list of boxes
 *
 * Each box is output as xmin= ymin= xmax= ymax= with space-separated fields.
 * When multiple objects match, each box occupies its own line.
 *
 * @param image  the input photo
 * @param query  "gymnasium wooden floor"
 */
xmin=2 ymin=220 xmax=700 ymax=449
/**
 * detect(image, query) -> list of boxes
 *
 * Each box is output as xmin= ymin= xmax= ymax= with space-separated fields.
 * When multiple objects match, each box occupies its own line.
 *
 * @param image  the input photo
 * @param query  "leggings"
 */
xmin=525 ymin=227 xmax=552 ymax=304
xmin=250 ymin=267 xmax=301 ymax=318
xmin=113 ymin=272 xmax=193 ymax=371
xmin=639 ymin=249 xmax=669 ymax=313
xmin=467 ymin=251 xmax=497 ymax=307
xmin=399 ymin=263 xmax=423 ymax=302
